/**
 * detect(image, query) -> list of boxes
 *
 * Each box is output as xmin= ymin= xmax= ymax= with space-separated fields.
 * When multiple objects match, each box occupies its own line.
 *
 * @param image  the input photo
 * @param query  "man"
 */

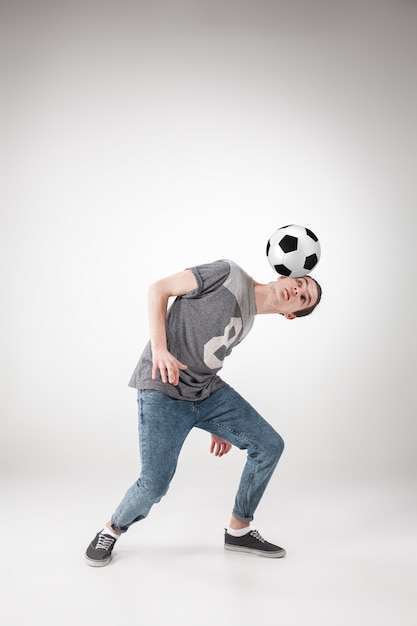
xmin=85 ymin=259 xmax=322 ymax=566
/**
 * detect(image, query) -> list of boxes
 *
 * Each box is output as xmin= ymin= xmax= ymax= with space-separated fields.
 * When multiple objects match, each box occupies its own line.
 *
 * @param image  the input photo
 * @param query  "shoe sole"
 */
xmin=85 ymin=555 xmax=112 ymax=567
xmin=224 ymin=544 xmax=286 ymax=558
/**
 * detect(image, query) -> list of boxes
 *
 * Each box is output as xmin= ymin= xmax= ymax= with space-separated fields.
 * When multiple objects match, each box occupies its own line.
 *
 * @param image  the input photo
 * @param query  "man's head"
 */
xmin=274 ymin=275 xmax=322 ymax=319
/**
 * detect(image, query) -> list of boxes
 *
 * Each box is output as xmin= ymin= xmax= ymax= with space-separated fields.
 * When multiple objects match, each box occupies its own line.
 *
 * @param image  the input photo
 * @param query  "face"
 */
xmin=270 ymin=275 xmax=319 ymax=319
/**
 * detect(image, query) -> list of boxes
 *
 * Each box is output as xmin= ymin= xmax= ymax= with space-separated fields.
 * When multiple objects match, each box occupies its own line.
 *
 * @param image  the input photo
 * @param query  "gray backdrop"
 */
xmin=1 ymin=0 xmax=416 ymax=493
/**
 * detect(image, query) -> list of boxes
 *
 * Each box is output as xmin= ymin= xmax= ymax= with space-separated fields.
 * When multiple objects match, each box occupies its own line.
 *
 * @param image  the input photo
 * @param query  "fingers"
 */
xmin=156 ymin=364 xmax=177 ymax=385
xmin=152 ymin=354 xmax=188 ymax=386
xmin=222 ymin=441 xmax=232 ymax=456
xmin=210 ymin=438 xmax=232 ymax=457
xmin=212 ymin=442 xmax=230 ymax=457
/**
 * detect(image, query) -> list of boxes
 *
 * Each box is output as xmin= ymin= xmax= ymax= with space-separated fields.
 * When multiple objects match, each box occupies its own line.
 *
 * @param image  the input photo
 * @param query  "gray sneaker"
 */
xmin=85 ymin=531 xmax=117 ymax=567
xmin=224 ymin=529 xmax=286 ymax=558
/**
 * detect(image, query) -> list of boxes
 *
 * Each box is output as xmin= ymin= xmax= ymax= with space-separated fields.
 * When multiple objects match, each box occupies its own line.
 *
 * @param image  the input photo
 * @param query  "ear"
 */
xmin=284 ymin=313 xmax=296 ymax=320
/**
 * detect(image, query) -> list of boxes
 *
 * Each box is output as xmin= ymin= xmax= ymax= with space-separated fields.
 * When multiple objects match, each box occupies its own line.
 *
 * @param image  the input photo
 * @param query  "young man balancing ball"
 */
xmin=85 ymin=259 xmax=322 ymax=566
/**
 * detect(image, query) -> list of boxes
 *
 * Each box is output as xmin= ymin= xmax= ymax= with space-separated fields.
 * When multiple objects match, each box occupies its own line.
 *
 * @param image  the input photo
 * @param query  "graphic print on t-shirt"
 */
xmin=203 ymin=317 xmax=243 ymax=369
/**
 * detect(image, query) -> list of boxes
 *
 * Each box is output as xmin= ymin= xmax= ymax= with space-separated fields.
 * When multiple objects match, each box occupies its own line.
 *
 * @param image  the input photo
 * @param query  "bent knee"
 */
xmin=269 ymin=431 xmax=285 ymax=459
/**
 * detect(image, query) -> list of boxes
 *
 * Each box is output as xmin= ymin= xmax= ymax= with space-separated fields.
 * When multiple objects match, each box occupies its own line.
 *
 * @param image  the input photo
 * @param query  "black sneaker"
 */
xmin=224 ymin=529 xmax=286 ymax=558
xmin=85 ymin=531 xmax=117 ymax=567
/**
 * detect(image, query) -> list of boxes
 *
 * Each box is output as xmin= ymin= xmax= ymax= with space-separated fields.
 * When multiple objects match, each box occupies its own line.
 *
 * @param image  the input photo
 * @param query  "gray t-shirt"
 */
xmin=128 ymin=260 xmax=257 ymax=400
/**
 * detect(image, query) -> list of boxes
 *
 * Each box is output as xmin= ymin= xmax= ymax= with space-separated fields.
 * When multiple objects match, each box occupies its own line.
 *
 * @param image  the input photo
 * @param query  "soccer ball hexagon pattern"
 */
xmin=266 ymin=224 xmax=321 ymax=277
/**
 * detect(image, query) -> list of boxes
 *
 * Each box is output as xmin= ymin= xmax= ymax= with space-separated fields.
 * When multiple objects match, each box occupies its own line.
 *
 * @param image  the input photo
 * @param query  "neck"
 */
xmin=254 ymin=282 xmax=276 ymax=315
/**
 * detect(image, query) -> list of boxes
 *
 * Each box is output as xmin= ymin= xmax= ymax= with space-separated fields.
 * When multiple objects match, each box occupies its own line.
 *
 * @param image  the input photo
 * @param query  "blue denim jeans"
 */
xmin=111 ymin=385 xmax=284 ymax=533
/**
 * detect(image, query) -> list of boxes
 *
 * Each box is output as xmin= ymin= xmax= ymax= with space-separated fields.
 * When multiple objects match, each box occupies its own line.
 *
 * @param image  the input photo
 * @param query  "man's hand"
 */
xmin=210 ymin=434 xmax=232 ymax=457
xmin=152 ymin=347 xmax=188 ymax=386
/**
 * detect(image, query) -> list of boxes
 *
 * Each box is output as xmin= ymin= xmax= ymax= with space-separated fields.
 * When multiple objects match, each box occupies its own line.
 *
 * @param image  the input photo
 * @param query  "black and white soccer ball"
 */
xmin=266 ymin=224 xmax=321 ymax=277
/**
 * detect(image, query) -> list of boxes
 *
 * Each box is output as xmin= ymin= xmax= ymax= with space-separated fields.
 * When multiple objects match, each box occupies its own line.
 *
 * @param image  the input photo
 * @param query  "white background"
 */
xmin=1 ymin=1 xmax=416 ymax=625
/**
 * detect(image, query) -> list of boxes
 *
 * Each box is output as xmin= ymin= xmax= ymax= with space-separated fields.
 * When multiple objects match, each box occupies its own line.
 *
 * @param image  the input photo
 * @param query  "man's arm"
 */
xmin=148 ymin=269 xmax=198 ymax=386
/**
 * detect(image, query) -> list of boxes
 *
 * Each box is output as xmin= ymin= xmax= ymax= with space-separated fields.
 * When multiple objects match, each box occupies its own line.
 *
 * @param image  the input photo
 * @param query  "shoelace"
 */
xmin=250 ymin=530 xmax=266 ymax=543
xmin=96 ymin=533 xmax=116 ymax=551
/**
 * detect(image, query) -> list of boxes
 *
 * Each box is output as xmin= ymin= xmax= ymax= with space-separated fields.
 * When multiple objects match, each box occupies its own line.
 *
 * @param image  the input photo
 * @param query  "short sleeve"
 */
xmin=183 ymin=260 xmax=231 ymax=298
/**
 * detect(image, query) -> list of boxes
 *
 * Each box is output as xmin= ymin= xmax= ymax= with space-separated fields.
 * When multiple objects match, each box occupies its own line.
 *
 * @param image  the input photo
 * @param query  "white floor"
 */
xmin=2 ymin=468 xmax=416 ymax=626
